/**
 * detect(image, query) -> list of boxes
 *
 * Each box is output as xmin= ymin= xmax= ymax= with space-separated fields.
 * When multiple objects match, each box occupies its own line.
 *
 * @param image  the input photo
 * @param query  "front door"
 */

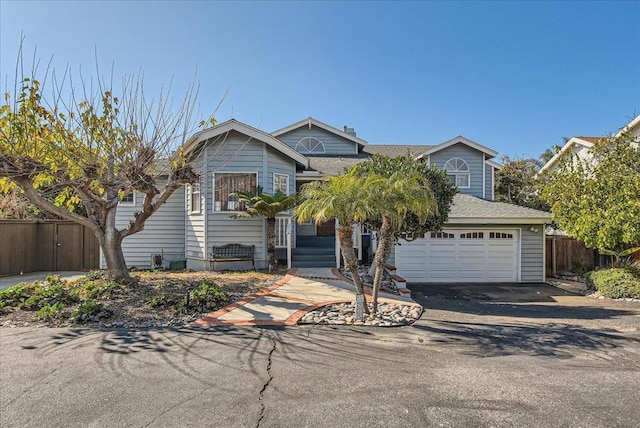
xmin=316 ymin=219 xmax=335 ymax=236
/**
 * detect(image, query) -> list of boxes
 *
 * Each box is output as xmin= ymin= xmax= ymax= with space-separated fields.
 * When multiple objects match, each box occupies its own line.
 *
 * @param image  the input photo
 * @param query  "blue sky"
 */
xmin=1 ymin=1 xmax=638 ymax=158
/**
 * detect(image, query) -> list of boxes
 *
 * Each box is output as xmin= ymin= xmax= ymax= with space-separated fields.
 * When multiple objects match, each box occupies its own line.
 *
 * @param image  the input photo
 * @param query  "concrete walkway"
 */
xmin=0 ymin=271 xmax=87 ymax=291
xmin=193 ymin=267 xmax=417 ymax=327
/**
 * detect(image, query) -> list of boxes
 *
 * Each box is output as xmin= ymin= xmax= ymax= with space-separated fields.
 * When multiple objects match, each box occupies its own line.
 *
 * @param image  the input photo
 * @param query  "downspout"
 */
xmin=203 ymin=146 xmax=208 ymax=269
xmin=482 ymin=154 xmax=486 ymax=199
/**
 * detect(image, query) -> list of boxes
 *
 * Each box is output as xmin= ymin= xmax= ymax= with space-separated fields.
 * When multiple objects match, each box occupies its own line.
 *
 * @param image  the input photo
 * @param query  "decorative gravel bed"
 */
xmin=299 ymin=301 xmax=423 ymax=326
xmin=338 ymin=265 xmax=400 ymax=295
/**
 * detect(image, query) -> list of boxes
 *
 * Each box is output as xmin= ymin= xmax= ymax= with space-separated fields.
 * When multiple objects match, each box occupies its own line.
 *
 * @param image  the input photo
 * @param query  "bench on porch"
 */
xmin=209 ymin=244 xmax=255 ymax=271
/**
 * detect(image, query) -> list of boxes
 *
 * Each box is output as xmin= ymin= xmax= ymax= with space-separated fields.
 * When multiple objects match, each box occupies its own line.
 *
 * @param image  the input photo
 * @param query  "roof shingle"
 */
xmin=449 ymin=194 xmax=551 ymax=220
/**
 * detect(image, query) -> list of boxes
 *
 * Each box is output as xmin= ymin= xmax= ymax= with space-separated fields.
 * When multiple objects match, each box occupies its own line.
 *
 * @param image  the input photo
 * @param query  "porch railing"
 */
xmin=275 ymin=216 xmax=290 ymax=248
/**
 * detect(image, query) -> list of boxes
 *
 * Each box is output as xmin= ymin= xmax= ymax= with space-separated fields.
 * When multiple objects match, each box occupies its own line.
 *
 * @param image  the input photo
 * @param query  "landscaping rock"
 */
xmin=299 ymin=301 xmax=423 ymax=327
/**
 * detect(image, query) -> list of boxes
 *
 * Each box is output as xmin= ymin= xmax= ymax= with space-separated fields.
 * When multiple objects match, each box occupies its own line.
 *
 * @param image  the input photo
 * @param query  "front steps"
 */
xmin=291 ymin=235 xmax=336 ymax=268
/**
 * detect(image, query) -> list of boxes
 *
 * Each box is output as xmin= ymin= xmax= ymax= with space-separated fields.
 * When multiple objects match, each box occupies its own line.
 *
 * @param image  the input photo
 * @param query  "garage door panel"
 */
xmin=396 ymin=229 xmax=519 ymax=282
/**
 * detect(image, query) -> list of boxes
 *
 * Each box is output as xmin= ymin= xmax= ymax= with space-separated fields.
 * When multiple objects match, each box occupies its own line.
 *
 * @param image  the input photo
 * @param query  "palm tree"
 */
xmin=231 ymin=187 xmax=298 ymax=270
xmin=295 ymin=174 xmax=382 ymax=317
xmin=366 ymin=172 xmax=437 ymax=314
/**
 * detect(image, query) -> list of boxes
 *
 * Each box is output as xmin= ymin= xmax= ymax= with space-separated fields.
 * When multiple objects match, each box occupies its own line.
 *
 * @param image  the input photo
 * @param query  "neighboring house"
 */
xmin=105 ymin=117 xmax=551 ymax=283
xmin=539 ymin=114 xmax=640 ymax=175
xmin=539 ymin=114 xmax=640 ymax=264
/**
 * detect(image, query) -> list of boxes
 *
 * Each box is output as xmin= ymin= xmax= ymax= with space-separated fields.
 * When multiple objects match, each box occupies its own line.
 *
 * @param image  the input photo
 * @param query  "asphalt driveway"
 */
xmin=1 ymin=282 xmax=639 ymax=428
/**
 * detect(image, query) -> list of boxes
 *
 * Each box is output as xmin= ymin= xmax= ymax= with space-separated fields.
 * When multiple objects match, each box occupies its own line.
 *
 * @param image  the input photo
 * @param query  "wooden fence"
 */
xmin=0 ymin=220 xmax=99 ymax=276
xmin=546 ymin=236 xmax=596 ymax=277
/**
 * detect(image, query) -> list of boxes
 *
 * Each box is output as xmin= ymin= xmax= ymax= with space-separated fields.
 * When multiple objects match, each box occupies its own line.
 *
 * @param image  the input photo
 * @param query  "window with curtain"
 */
xmin=274 ymin=173 xmax=289 ymax=194
xmin=214 ymin=173 xmax=257 ymax=212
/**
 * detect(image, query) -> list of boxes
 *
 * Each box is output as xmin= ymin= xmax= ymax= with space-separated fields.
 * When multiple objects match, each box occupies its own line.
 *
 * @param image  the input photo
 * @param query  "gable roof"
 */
xmin=448 ymin=194 xmax=551 ymax=224
xmin=184 ymin=119 xmax=309 ymax=168
xmin=271 ymin=117 xmax=368 ymax=147
xmin=616 ymin=114 xmax=640 ymax=137
xmin=415 ymin=135 xmax=499 ymax=159
xmin=538 ymin=136 xmax=597 ymax=174
xmin=300 ymin=145 xmax=435 ymax=176
xmin=540 ymin=115 xmax=640 ymax=174
xmin=362 ymin=144 xmax=433 ymax=157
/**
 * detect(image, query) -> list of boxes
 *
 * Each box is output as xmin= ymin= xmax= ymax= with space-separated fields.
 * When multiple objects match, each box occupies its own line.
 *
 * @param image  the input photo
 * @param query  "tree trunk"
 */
xmin=370 ymin=215 xmax=394 ymax=314
xmin=266 ymin=217 xmax=276 ymax=269
xmin=97 ymin=231 xmax=130 ymax=282
xmin=337 ymin=224 xmax=369 ymax=317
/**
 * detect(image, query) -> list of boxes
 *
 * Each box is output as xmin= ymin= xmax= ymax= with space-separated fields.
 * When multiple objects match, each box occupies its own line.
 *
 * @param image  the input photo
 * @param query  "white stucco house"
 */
xmin=104 ymin=117 xmax=552 ymax=283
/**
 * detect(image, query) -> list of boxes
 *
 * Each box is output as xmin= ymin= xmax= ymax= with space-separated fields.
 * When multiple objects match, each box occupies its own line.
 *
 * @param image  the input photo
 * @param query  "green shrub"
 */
xmin=70 ymin=300 xmax=109 ymax=322
xmin=145 ymin=292 xmax=179 ymax=308
xmin=586 ymin=267 xmax=640 ymax=299
xmin=181 ymin=281 xmax=228 ymax=313
xmin=36 ymin=302 xmax=67 ymax=320
xmin=80 ymin=279 xmax=128 ymax=299
xmin=0 ymin=282 xmax=37 ymax=307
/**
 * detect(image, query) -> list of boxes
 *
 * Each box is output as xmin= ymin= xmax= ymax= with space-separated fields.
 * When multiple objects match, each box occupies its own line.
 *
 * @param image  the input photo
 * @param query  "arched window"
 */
xmin=295 ymin=137 xmax=325 ymax=154
xmin=444 ymin=158 xmax=470 ymax=188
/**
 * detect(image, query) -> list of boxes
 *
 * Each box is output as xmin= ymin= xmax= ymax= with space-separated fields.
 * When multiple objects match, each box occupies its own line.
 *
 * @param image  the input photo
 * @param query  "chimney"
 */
xmin=343 ymin=126 xmax=356 ymax=136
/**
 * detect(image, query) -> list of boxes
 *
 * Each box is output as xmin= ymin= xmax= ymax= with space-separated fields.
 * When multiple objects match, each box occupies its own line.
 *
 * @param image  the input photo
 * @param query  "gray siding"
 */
xmin=184 ymin=130 xmax=297 ymax=270
xmin=520 ymin=225 xmax=545 ymax=282
xmin=186 ymin=156 xmax=206 ymax=263
xmin=485 ymin=164 xmax=494 ymax=200
xmin=266 ymin=147 xmax=296 ymax=194
xmin=105 ymin=186 xmax=186 ymax=268
xmin=207 ymin=215 xmax=266 ymax=269
xmin=430 ymin=143 xmax=485 ymax=198
xmin=276 ymin=125 xmax=358 ymax=155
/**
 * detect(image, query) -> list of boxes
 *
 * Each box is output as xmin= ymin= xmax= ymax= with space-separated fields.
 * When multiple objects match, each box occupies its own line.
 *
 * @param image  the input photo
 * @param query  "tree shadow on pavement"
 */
xmin=411 ymin=320 xmax=640 ymax=358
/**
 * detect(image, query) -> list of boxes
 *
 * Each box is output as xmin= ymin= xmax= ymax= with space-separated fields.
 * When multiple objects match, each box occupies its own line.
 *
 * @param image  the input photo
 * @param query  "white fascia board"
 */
xmin=615 ymin=114 xmax=640 ymax=137
xmin=485 ymin=159 xmax=503 ymax=169
xmin=184 ymin=119 xmax=310 ymax=168
xmin=271 ymin=117 xmax=368 ymax=147
xmin=538 ymin=137 xmax=594 ymax=174
xmin=447 ymin=217 xmax=551 ymax=225
xmin=417 ymin=135 xmax=499 ymax=159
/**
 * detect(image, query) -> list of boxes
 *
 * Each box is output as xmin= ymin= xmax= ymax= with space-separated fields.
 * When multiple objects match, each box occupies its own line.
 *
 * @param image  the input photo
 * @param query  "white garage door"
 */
xmin=395 ymin=230 xmax=519 ymax=282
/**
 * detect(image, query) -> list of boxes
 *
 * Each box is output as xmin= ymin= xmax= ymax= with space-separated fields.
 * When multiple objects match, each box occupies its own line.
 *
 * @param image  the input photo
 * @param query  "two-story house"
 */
xmin=106 ymin=117 xmax=551 ymax=283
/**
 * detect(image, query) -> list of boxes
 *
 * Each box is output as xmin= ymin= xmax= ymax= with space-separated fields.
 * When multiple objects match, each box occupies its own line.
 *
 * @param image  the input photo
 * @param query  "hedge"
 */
xmin=586 ymin=266 xmax=640 ymax=299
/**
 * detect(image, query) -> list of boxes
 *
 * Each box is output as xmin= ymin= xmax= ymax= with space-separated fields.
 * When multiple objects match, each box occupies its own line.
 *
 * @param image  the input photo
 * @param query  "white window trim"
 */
xmin=119 ymin=191 xmax=135 ymax=206
xmin=444 ymin=158 xmax=471 ymax=189
xmin=273 ymin=173 xmax=290 ymax=195
xmin=189 ymin=183 xmax=202 ymax=214
xmin=295 ymin=137 xmax=325 ymax=154
xmin=212 ymin=171 xmax=259 ymax=213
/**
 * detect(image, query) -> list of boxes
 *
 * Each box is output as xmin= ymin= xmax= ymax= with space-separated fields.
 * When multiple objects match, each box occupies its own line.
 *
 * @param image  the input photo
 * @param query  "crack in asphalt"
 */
xmin=256 ymin=334 xmax=276 ymax=428
xmin=137 ymin=384 xmax=217 ymax=428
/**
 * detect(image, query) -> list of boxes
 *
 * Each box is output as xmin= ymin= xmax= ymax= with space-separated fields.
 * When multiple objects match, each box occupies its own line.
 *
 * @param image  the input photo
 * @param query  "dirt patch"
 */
xmin=0 ymin=270 xmax=280 ymax=328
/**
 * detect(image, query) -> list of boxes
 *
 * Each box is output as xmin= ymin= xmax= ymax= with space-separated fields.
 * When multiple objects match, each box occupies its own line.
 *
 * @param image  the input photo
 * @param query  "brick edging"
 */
xmin=192 ymin=273 xmax=295 ymax=327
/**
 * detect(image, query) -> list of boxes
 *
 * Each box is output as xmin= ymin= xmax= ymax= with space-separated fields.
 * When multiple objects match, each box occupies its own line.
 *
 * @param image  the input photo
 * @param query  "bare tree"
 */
xmin=0 ymin=44 xmax=213 ymax=282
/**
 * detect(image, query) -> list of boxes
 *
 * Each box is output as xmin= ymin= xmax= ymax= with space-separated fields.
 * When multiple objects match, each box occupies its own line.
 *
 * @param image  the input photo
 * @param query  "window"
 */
xmin=460 ymin=232 xmax=484 ymax=239
xmin=189 ymin=183 xmax=201 ymax=213
xmin=431 ymin=232 xmax=455 ymax=239
xmin=274 ymin=173 xmax=289 ymax=195
xmin=444 ymin=158 xmax=470 ymax=188
xmin=120 ymin=192 xmax=135 ymax=206
xmin=213 ymin=173 xmax=257 ymax=212
xmin=295 ymin=137 xmax=325 ymax=154
xmin=489 ymin=232 xmax=513 ymax=239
